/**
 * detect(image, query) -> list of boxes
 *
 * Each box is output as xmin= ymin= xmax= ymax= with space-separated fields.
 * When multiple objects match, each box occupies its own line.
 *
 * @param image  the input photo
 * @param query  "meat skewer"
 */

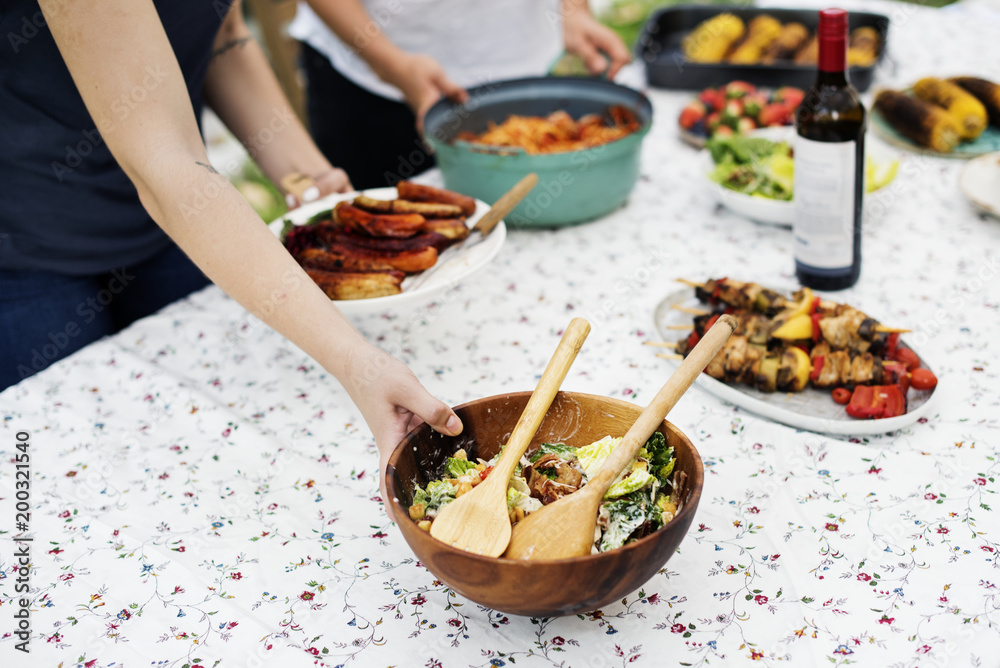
xmin=654 ymin=279 xmax=938 ymax=418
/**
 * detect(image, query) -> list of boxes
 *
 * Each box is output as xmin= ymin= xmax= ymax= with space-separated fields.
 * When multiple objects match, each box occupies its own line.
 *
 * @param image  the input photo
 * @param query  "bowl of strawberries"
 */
xmin=678 ymin=81 xmax=804 ymax=147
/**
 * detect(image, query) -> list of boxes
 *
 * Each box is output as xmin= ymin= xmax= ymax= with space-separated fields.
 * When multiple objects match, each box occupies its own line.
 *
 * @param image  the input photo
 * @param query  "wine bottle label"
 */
xmin=793 ymin=136 xmax=857 ymax=270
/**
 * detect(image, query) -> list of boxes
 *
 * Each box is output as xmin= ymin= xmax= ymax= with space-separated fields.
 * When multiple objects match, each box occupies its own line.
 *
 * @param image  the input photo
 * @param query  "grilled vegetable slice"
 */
xmin=353 ymin=195 xmax=464 ymax=218
xmin=422 ymin=217 xmax=470 ymax=240
xmin=728 ymin=15 xmax=782 ymax=64
xmin=949 ymin=76 xmax=1000 ymax=126
xmin=913 ymin=77 xmax=988 ymax=140
xmin=874 ymin=90 xmax=961 ymax=153
xmin=305 ymin=268 xmax=404 ymax=300
xmin=333 ymin=202 xmax=426 ymax=238
xmin=682 ymin=13 xmax=745 ymax=63
xmin=298 ymin=244 xmax=438 ymax=273
xmin=396 ymin=182 xmax=477 ymax=217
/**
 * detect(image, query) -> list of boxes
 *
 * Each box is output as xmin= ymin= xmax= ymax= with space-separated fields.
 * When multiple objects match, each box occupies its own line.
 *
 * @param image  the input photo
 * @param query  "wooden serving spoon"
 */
xmin=504 ymin=314 xmax=737 ymax=560
xmin=429 ymin=318 xmax=591 ymax=556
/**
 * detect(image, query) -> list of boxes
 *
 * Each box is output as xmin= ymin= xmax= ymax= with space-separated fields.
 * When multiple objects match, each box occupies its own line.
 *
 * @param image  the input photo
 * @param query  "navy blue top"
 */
xmin=0 ymin=0 xmax=230 ymax=275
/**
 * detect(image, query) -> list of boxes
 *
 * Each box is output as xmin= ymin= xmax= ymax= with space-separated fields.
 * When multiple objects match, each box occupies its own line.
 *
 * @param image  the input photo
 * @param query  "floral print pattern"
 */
xmin=2 ymin=1 xmax=1000 ymax=665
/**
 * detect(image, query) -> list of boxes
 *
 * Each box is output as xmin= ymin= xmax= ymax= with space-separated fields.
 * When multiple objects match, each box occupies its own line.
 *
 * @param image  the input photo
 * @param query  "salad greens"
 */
xmin=409 ymin=433 xmax=682 ymax=554
xmin=708 ymin=135 xmax=794 ymax=201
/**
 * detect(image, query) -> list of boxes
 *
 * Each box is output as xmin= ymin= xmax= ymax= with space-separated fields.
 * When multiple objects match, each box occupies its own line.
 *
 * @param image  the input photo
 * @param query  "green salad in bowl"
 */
xmin=409 ymin=432 xmax=684 ymax=554
xmin=705 ymin=131 xmax=899 ymax=225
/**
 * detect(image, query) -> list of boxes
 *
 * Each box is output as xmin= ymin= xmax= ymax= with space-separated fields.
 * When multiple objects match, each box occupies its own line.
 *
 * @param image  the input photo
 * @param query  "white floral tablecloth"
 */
xmin=3 ymin=1 xmax=1000 ymax=666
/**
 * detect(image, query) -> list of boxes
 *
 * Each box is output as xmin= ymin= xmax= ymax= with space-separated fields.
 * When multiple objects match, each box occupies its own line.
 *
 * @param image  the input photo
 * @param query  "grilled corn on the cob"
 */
xmin=794 ymin=35 xmax=818 ymax=64
xmin=762 ymin=22 xmax=809 ymax=63
xmin=728 ymin=15 xmax=782 ymax=64
xmin=847 ymin=27 xmax=879 ymax=67
xmin=949 ymin=77 xmax=1000 ymax=126
xmin=683 ymin=14 xmax=745 ymax=63
xmin=874 ymin=90 xmax=961 ymax=153
xmin=913 ymin=77 xmax=987 ymax=140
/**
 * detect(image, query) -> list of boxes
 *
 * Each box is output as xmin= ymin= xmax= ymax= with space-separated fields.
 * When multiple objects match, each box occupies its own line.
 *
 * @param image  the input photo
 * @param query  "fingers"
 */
xmin=435 ymin=70 xmax=468 ymax=105
xmin=400 ymin=380 xmax=463 ymax=438
xmin=594 ymin=27 xmax=631 ymax=79
xmin=575 ymin=36 xmax=609 ymax=77
xmin=316 ymin=168 xmax=353 ymax=195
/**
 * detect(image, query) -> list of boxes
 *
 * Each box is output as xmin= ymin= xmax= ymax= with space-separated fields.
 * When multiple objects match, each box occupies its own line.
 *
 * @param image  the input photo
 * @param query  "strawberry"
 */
xmin=725 ymin=80 xmax=757 ymax=99
xmin=737 ymin=117 xmax=758 ymax=134
xmin=678 ymin=101 xmax=706 ymax=130
xmin=705 ymin=111 xmax=722 ymax=132
xmin=773 ymin=87 xmax=805 ymax=109
xmin=720 ymin=99 xmax=744 ymax=126
xmin=759 ymin=102 xmax=792 ymax=127
xmin=698 ymin=88 xmax=726 ymax=111
xmin=742 ymin=93 xmax=767 ymax=119
xmin=713 ymin=124 xmax=735 ymax=138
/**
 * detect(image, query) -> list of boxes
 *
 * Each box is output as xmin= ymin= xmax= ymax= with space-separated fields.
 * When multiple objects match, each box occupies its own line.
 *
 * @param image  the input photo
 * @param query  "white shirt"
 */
xmin=289 ymin=0 xmax=564 ymax=102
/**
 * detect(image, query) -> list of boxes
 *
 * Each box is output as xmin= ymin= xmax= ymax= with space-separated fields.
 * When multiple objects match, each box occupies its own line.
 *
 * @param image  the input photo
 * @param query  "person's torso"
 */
xmin=0 ymin=0 xmax=229 ymax=275
xmin=290 ymin=0 xmax=563 ymax=102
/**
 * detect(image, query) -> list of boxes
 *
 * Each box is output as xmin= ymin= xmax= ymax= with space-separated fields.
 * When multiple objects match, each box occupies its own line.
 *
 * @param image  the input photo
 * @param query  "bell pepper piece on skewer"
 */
xmin=810 ymin=355 xmax=825 ymax=382
xmin=811 ymin=312 xmax=824 ymax=343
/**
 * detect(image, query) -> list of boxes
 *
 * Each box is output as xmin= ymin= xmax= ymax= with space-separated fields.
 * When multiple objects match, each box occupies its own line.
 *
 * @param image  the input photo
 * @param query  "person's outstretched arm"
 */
xmin=305 ymin=0 xmax=467 ymax=129
xmin=39 ymin=0 xmax=462 ymax=509
xmin=203 ymin=2 xmax=350 ymax=201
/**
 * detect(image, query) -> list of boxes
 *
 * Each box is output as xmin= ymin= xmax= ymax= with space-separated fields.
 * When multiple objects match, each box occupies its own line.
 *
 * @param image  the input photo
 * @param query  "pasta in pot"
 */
xmin=456 ymin=106 xmax=641 ymax=155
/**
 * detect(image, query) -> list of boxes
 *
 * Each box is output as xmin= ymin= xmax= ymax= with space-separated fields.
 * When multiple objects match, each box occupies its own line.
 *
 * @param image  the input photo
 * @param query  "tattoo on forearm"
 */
xmin=196 ymin=161 xmax=220 ymax=175
xmin=211 ymin=36 xmax=251 ymax=60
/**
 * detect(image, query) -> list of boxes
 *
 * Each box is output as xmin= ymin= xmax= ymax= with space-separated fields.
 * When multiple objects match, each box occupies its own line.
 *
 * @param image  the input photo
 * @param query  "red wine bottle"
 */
xmin=793 ymin=8 xmax=866 ymax=290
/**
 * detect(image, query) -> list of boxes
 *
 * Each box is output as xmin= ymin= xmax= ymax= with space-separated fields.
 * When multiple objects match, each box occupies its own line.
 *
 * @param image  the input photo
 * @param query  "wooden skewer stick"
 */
xmin=671 ymin=304 xmax=709 ymax=316
xmin=875 ymin=326 xmax=911 ymax=334
xmin=665 ymin=324 xmax=694 ymax=330
xmin=676 ymin=278 xmax=705 ymax=289
xmin=656 ymin=352 xmax=683 ymax=360
xmin=643 ymin=341 xmax=678 ymax=349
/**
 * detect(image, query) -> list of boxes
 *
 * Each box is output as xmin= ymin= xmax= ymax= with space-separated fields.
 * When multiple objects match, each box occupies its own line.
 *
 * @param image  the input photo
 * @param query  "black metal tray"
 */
xmin=635 ymin=5 xmax=889 ymax=91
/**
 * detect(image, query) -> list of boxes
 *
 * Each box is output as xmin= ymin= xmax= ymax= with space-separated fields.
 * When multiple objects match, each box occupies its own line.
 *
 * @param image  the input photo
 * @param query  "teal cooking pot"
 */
xmin=422 ymin=77 xmax=653 ymax=228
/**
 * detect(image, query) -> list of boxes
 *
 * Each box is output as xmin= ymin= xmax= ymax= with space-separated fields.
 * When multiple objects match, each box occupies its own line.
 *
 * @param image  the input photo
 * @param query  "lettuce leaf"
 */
xmin=642 ymin=432 xmax=675 ymax=486
xmin=574 ymin=435 xmax=621 ymax=479
xmin=411 ymin=479 xmax=456 ymax=512
xmin=444 ymin=457 xmax=478 ymax=479
xmin=606 ymin=468 xmax=655 ymax=499
xmin=598 ymin=493 xmax=650 ymax=552
xmin=529 ymin=442 xmax=578 ymax=463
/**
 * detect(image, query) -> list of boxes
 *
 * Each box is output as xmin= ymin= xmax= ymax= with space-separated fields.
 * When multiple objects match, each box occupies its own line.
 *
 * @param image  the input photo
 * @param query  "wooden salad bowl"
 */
xmin=386 ymin=391 xmax=705 ymax=617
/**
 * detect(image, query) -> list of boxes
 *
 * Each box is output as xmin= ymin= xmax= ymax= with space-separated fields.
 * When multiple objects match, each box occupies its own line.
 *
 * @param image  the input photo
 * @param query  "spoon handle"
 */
xmin=473 ymin=173 xmax=539 ymax=235
xmin=587 ymin=315 xmax=737 ymax=494
xmin=489 ymin=318 xmax=591 ymax=483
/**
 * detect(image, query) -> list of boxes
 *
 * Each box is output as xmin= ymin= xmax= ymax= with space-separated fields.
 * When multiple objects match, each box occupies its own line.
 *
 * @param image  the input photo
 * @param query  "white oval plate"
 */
xmin=704 ymin=128 xmax=897 ymax=228
xmin=959 ymin=151 xmax=1000 ymax=218
xmin=652 ymin=286 xmax=938 ymax=436
xmin=269 ymin=187 xmax=505 ymax=315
